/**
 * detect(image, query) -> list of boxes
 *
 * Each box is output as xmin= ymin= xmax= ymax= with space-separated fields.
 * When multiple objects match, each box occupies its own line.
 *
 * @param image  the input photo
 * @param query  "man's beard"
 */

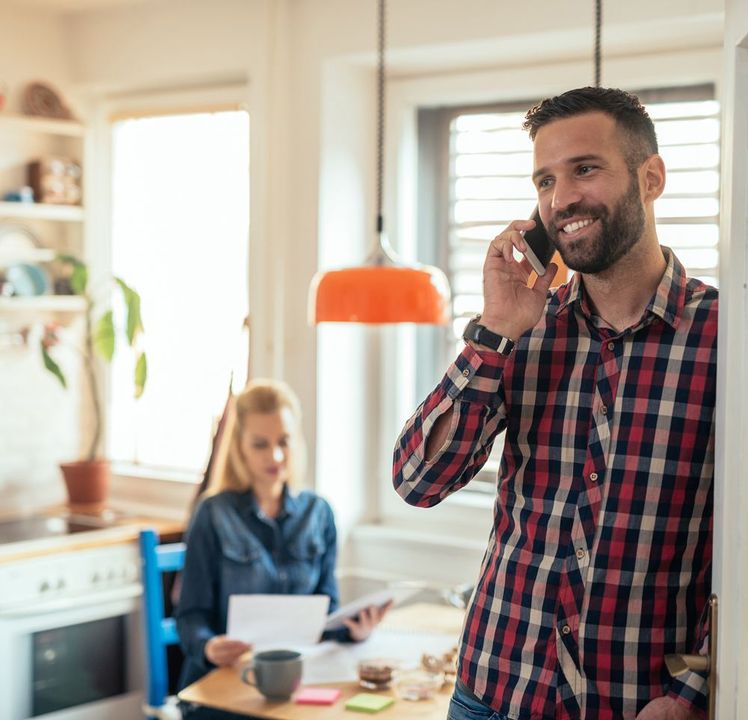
xmin=548 ymin=174 xmax=646 ymax=274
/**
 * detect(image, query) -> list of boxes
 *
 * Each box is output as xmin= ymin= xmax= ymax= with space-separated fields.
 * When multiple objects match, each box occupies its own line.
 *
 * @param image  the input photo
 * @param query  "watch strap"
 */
xmin=463 ymin=315 xmax=515 ymax=355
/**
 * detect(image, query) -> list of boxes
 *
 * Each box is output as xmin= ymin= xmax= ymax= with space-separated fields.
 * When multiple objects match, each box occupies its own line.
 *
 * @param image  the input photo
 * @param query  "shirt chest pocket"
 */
xmin=219 ymin=539 xmax=270 ymax=592
xmin=221 ymin=540 xmax=262 ymax=564
xmin=287 ymin=535 xmax=325 ymax=561
xmin=283 ymin=535 xmax=325 ymax=593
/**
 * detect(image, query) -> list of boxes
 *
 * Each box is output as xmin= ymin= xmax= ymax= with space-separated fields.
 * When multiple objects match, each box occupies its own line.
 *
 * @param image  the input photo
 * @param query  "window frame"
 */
xmin=89 ymin=84 xmax=251 ymax=485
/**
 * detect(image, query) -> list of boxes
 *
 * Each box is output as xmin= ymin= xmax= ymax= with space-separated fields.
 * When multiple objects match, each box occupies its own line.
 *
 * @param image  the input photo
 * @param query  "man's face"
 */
xmin=532 ymin=111 xmax=646 ymax=274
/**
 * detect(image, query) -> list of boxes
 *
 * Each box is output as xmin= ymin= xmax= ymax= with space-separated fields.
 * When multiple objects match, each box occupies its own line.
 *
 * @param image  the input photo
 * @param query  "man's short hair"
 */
xmin=523 ymin=87 xmax=658 ymax=171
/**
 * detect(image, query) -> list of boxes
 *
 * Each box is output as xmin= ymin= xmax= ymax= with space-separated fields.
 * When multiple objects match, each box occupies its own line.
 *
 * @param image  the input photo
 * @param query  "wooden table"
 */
xmin=178 ymin=603 xmax=464 ymax=719
xmin=178 ymin=668 xmax=454 ymax=719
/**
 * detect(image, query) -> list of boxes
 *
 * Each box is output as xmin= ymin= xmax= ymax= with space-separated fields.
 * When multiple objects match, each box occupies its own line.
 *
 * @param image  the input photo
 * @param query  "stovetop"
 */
xmin=0 ymin=511 xmax=125 ymax=545
xmin=0 ymin=510 xmax=144 ymax=609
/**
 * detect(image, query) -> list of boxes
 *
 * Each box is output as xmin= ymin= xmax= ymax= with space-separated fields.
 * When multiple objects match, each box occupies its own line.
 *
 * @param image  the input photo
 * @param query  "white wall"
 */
xmin=0 ymin=5 xmax=75 ymax=113
xmin=64 ymin=0 xmax=260 ymax=92
xmin=0 ymin=5 xmax=84 ymax=510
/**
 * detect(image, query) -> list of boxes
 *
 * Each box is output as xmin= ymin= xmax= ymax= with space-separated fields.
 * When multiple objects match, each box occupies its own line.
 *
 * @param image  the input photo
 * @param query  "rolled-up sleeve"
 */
xmin=393 ymin=345 xmax=509 ymax=507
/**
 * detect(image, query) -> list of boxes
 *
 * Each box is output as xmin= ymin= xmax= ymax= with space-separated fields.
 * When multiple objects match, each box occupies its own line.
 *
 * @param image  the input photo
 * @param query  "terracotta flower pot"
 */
xmin=59 ymin=459 xmax=111 ymax=512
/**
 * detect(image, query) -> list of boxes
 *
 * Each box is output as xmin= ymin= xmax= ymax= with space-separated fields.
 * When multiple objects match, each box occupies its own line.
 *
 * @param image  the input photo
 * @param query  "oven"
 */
xmin=0 ymin=542 xmax=144 ymax=720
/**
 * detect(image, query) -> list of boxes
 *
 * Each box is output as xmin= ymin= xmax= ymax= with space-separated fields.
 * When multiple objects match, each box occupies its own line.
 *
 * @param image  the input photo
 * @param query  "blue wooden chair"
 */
xmin=139 ymin=528 xmax=186 ymax=720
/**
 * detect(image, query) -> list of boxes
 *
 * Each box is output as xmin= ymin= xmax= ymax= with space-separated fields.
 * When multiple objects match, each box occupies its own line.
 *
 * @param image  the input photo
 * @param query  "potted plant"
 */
xmin=41 ymin=255 xmax=147 ymax=508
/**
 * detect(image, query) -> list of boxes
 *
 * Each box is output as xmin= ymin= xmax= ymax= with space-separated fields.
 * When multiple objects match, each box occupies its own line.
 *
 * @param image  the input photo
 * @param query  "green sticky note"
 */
xmin=345 ymin=693 xmax=395 ymax=713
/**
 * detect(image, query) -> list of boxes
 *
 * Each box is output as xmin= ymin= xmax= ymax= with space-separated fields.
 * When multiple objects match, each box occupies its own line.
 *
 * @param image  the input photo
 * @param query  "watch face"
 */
xmin=463 ymin=319 xmax=482 ymax=344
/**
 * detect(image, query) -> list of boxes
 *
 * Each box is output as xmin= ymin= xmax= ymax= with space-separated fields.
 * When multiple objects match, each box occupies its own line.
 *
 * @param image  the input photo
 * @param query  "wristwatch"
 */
xmin=462 ymin=314 xmax=515 ymax=355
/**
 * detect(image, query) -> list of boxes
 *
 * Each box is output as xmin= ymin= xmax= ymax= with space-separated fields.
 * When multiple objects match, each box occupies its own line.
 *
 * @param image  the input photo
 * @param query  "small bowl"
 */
xmin=392 ymin=668 xmax=444 ymax=701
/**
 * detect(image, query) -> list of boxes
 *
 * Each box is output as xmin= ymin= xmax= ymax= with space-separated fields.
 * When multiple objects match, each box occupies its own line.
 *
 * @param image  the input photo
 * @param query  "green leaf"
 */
xmin=134 ymin=352 xmax=147 ymax=398
xmin=41 ymin=344 xmax=67 ymax=388
xmin=94 ymin=310 xmax=115 ymax=361
xmin=57 ymin=254 xmax=88 ymax=294
xmin=70 ymin=263 xmax=88 ymax=295
xmin=115 ymin=277 xmax=144 ymax=345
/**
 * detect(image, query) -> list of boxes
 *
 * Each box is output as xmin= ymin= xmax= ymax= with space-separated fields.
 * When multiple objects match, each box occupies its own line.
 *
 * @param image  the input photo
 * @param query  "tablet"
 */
xmin=323 ymin=586 xmax=422 ymax=632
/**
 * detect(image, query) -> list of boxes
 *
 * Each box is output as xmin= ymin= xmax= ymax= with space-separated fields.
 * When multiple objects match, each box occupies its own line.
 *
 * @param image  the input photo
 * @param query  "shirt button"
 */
xmin=589 ymin=472 xmax=598 ymax=483
xmin=600 ymin=405 xmax=608 ymax=415
xmin=561 ymin=625 xmax=572 ymax=635
xmin=607 ymin=341 xmax=615 ymax=351
xmin=576 ymin=548 xmax=586 ymax=560
xmin=462 ymin=369 xmax=470 ymax=377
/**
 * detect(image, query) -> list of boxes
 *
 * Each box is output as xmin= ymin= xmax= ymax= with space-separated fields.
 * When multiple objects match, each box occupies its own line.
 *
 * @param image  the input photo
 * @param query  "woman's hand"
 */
xmin=204 ymin=635 xmax=252 ymax=667
xmin=344 ymin=601 xmax=393 ymax=642
xmin=480 ymin=219 xmax=558 ymax=342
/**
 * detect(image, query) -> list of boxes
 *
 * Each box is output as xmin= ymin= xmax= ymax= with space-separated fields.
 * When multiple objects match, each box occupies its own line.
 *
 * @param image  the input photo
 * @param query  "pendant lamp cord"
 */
xmin=594 ymin=0 xmax=602 ymax=87
xmin=376 ymin=0 xmax=386 ymax=235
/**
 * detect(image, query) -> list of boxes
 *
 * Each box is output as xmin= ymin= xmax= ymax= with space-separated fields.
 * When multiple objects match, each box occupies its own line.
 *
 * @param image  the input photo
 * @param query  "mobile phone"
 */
xmin=522 ymin=208 xmax=555 ymax=276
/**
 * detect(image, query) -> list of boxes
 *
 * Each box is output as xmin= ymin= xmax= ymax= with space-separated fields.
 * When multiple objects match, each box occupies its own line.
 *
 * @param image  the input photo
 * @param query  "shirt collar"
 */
xmin=241 ymin=483 xmax=300 ymax=519
xmin=555 ymin=246 xmax=685 ymax=330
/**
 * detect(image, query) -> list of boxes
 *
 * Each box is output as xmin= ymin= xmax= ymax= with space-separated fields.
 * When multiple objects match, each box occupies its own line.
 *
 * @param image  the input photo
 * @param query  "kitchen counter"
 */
xmin=0 ymin=505 xmax=184 ymax=564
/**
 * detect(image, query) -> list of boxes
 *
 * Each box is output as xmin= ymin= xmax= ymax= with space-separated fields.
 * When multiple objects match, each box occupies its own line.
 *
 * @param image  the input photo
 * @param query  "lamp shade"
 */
xmin=310 ymin=262 xmax=451 ymax=324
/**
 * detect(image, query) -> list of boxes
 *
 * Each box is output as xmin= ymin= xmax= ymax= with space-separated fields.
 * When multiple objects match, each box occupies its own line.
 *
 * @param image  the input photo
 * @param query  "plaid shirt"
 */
xmin=393 ymin=249 xmax=716 ymax=720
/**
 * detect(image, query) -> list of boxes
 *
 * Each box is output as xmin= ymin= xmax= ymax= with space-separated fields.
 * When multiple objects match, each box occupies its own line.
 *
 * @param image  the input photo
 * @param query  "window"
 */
xmin=109 ymin=110 xmax=250 ymax=476
xmin=419 ymin=85 xmax=720 ymax=488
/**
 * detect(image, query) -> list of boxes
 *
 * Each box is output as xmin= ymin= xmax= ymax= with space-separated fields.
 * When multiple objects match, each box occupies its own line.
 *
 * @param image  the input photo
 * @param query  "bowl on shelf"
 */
xmin=5 ymin=263 xmax=49 ymax=296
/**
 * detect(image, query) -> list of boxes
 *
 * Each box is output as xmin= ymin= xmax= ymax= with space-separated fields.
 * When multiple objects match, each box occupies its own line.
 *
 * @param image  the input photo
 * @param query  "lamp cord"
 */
xmin=594 ymin=0 xmax=602 ymax=87
xmin=376 ymin=0 xmax=385 ymax=234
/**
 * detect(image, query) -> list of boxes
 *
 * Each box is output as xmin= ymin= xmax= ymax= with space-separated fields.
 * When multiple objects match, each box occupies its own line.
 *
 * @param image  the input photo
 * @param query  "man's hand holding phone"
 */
xmin=480 ymin=216 xmax=557 ymax=343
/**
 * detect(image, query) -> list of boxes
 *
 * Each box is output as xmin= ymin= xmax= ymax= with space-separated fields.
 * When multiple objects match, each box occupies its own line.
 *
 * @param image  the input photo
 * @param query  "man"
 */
xmin=393 ymin=87 xmax=716 ymax=720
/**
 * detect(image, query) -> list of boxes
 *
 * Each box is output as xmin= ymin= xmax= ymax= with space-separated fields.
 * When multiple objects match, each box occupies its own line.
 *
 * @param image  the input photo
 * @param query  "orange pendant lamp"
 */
xmin=309 ymin=0 xmax=451 ymax=325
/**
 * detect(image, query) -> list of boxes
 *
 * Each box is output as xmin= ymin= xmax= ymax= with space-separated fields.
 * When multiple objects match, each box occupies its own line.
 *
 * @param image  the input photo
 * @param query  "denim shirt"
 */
xmin=176 ymin=487 xmax=345 ymax=688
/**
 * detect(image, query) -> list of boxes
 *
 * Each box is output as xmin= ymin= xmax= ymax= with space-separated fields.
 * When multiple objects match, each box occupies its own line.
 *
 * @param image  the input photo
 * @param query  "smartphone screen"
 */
xmin=522 ymin=208 xmax=555 ymax=276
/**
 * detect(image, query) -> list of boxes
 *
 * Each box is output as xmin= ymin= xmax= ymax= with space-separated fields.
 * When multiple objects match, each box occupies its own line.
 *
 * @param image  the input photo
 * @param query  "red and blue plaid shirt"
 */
xmin=393 ymin=249 xmax=716 ymax=720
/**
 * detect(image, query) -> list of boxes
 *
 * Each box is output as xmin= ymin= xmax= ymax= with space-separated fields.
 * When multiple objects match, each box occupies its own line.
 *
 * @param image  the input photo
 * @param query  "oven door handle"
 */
xmin=0 ymin=584 xmax=142 ymax=618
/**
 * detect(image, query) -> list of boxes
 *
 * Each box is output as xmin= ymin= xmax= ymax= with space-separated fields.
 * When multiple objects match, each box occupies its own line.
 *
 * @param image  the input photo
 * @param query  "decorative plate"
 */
xmin=0 ymin=224 xmax=51 ymax=267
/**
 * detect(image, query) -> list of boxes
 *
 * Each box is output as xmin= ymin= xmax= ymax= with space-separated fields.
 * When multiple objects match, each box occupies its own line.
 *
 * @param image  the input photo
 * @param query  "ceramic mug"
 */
xmin=241 ymin=649 xmax=302 ymax=700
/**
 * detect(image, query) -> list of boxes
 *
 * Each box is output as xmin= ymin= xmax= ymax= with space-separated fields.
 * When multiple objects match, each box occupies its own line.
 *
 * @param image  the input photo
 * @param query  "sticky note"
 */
xmin=295 ymin=687 xmax=342 ymax=705
xmin=344 ymin=693 xmax=395 ymax=713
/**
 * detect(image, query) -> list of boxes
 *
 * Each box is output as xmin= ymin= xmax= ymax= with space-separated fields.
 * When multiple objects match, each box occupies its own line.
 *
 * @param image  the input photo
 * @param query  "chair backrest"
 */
xmin=139 ymin=528 xmax=186 ymax=717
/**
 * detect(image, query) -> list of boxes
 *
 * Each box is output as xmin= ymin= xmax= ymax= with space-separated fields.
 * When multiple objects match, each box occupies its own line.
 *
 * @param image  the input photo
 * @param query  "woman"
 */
xmin=176 ymin=379 xmax=387 ymax=714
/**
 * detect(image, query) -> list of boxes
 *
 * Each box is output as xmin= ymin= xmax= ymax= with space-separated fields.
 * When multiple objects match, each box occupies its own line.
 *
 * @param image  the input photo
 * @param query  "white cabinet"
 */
xmin=0 ymin=113 xmax=87 ymax=326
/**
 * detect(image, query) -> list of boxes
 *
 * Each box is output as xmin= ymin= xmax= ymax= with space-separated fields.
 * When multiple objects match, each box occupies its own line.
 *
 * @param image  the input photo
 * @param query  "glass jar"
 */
xmin=357 ymin=658 xmax=397 ymax=690
xmin=392 ymin=668 xmax=444 ymax=701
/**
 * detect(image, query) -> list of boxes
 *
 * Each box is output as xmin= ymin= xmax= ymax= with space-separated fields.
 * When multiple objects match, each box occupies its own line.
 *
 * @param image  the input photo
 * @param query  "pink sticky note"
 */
xmin=294 ymin=687 xmax=342 ymax=705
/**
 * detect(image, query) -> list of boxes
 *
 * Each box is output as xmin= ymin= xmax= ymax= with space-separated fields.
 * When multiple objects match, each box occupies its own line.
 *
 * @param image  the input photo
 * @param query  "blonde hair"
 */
xmin=205 ymin=378 xmax=306 ymax=496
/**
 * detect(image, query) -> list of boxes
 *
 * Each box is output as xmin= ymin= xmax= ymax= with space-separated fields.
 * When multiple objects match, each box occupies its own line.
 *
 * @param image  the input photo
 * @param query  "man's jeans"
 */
xmin=447 ymin=680 xmax=510 ymax=720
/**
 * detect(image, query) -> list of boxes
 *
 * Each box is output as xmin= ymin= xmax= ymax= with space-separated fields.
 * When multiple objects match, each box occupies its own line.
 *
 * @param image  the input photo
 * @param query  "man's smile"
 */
xmin=558 ymin=217 xmax=597 ymax=237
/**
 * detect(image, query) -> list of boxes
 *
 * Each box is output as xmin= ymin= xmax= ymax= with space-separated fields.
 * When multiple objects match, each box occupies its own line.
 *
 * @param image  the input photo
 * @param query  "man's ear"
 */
xmin=640 ymin=154 xmax=666 ymax=202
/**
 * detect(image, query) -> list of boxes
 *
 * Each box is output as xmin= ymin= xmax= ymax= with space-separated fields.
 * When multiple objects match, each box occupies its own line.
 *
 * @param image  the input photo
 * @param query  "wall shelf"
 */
xmin=0 ymin=202 xmax=84 ymax=222
xmin=0 ymin=113 xmax=85 ymax=138
xmin=0 ymin=248 xmax=56 ymax=268
xmin=0 ymin=295 xmax=86 ymax=320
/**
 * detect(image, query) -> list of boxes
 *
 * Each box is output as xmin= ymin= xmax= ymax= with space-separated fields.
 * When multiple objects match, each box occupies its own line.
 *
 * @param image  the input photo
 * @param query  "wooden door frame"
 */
xmin=715 ymin=2 xmax=748 ymax=717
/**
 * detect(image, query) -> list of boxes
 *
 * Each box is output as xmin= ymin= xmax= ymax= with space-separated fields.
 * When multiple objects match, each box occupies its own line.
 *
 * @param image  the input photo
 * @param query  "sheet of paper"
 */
xmin=301 ymin=641 xmax=359 ymax=684
xmin=227 ymin=594 xmax=330 ymax=652
xmin=323 ymin=585 xmax=423 ymax=631
xmin=300 ymin=629 xmax=458 ymax=685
